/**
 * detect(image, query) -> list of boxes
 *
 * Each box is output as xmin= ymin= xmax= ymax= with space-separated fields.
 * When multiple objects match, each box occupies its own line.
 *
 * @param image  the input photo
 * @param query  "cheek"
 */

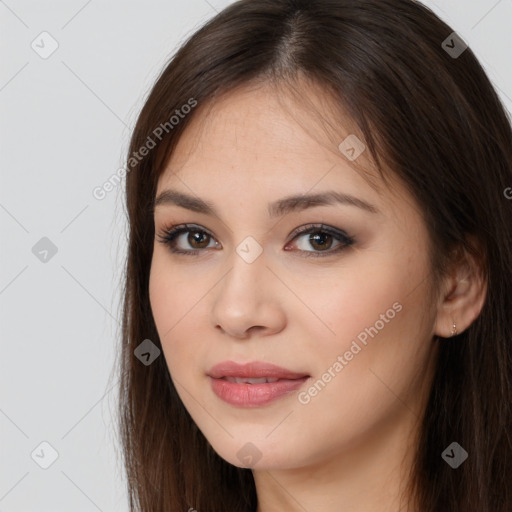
xmin=298 ymin=245 xmax=434 ymax=402
xmin=299 ymin=249 xmax=434 ymax=412
xmin=297 ymin=251 xmax=419 ymax=355
xmin=148 ymin=258 xmax=196 ymax=369
xmin=149 ymin=253 xmax=202 ymax=332
xmin=149 ymin=261 xmax=174 ymax=336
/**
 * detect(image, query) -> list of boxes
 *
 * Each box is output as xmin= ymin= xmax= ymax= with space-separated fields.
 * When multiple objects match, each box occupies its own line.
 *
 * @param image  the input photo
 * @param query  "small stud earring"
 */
xmin=451 ymin=321 xmax=458 ymax=337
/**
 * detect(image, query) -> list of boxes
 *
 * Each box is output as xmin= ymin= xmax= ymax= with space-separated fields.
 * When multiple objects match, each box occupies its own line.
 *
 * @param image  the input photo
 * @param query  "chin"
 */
xmin=206 ymin=436 xmax=306 ymax=471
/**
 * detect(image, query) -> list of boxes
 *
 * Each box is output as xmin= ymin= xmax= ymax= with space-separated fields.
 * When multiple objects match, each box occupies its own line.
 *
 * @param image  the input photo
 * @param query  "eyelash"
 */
xmin=156 ymin=223 xmax=355 ymax=258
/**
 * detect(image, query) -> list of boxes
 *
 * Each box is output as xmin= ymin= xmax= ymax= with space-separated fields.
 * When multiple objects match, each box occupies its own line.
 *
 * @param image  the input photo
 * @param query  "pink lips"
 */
xmin=208 ymin=361 xmax=310 ymax=407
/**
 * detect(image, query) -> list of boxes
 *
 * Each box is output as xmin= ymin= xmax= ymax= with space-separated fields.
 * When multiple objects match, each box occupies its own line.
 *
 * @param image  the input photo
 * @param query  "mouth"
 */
xmin=207 ymin=361 xmax=311 ymax=407
xmin=222 ymin=376 xmax=284 ymax=384
xmin=207 ymin=360 xmax=310 ymax=380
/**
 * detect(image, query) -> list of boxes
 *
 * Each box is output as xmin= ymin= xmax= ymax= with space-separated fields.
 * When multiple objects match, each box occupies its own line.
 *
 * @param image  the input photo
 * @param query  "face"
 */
xmin=149 ymin=82 xmax=440 ymax=471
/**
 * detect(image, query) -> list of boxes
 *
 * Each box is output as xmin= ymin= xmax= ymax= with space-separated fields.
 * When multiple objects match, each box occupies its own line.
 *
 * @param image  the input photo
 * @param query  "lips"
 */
xmin=207 ymin=361 xmax=310 ymax=407
xmin=224 ymin=377 xmax=279 ymax=384
xmin=207 ymin=361 xmax=309 ymax=380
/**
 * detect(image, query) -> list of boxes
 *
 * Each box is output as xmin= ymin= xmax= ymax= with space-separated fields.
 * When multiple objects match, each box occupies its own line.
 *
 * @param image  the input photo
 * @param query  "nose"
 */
xmin=210 ymin=248 xmax=287 ymax=340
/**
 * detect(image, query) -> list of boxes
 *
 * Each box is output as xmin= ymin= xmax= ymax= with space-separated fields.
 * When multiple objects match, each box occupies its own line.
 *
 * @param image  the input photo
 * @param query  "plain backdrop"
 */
xmin=0 ymin=0 xmax=511 ymax=510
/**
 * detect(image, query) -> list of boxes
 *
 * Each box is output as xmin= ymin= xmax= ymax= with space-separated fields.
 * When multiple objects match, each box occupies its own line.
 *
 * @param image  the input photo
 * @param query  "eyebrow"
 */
xmin=152 ymin=189 xmax=380 ymax=218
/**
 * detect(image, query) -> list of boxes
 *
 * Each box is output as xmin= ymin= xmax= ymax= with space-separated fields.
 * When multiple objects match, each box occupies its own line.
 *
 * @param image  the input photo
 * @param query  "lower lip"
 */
xmin=209 ymin=376 xmax=309 ymax=407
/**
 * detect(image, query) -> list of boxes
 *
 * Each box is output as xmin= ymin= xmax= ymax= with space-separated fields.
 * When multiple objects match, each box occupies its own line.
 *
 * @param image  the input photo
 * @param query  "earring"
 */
xmin=451 ymin=321 xmax=458 ymax=337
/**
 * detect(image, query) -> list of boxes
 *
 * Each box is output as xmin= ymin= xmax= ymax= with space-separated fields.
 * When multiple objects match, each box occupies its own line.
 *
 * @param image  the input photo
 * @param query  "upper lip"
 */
xmin=208 ymin=361 xmax=310 ymax=380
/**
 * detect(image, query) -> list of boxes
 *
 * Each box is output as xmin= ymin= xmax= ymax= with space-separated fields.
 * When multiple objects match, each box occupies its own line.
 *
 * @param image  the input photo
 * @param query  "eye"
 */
xmin=156 ymin=223 xmax=355 ymax=258
xmin=285 ymin=223 xmax=355 ymax=258
xmin=156 ymin=224 xmax=219 ymax=255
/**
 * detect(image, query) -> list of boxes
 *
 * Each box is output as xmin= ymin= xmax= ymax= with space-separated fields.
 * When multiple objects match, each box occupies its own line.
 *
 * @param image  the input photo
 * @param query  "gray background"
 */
xmin=1 ymin=1 xmax=510 ymax=510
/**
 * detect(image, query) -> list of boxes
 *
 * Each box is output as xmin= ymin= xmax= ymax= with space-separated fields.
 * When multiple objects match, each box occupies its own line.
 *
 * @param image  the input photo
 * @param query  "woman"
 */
xmin=115 ymin=0 xmax=512 ymax=510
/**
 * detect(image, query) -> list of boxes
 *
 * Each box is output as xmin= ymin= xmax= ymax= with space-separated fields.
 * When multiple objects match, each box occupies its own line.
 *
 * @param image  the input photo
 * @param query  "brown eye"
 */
xmin=286 ymin=224 xmax=355 ymax=258
xmin=157 ymin=223 xmax=355 ymax=258
xmin=156 ymin=224 xmax=219 ymax=255
xmin=305 ymin=232 xmax=334 ymax=251
xmin=187 ymin=230 xmax=211 ymax=249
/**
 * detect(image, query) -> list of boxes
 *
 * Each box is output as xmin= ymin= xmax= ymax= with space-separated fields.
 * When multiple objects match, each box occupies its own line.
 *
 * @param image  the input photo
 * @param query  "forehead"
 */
xmin=155 ymin=82 xmax=407 ymax=217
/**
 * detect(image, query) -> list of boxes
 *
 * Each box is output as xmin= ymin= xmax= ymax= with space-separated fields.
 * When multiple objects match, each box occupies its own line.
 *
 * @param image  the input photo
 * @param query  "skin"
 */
xmin=149 ymin=81 xmax=487 ymax=512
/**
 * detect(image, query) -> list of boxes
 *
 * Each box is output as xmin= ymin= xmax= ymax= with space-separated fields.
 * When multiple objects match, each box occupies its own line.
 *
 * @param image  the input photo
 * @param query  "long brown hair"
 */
xmin=114 ymin=1 xmax=512 ymax=510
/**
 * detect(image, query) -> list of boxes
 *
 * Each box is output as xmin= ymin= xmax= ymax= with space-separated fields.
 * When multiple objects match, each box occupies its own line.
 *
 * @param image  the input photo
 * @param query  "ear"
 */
xmin=433 ymin=236 xmax=488 ymax=338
